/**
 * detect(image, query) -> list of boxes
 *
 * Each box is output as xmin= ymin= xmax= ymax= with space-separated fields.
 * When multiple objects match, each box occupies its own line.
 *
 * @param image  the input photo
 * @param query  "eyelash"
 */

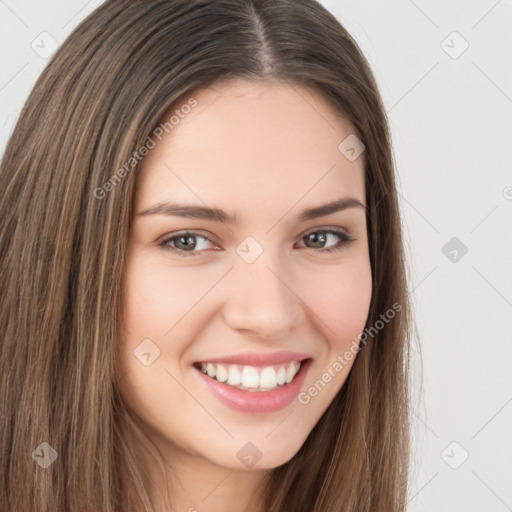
xmin=157 ymin=228 xmax=355 ymax=257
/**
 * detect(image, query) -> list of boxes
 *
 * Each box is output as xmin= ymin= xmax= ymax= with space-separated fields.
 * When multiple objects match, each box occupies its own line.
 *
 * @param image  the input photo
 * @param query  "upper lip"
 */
xmin=194 ymin=351 xmax=311 ymax=367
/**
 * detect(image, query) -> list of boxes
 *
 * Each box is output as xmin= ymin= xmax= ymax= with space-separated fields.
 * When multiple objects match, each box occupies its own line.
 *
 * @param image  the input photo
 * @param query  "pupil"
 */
xmin=177 ymin=235 xmax=196 ymax=250
xmin=308 ymin=232 xmax=326 ymax=248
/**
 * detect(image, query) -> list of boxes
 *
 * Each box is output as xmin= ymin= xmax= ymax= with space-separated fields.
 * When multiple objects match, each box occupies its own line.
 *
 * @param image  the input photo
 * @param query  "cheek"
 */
xmin=301 ymin=260 xmax=372 ymax=346
xmin=121 ymin=255 xmax=212 ymax=337
xmin=117 ymin=255 xmax=209 ymax=411
xmin=118 ymin=256 xmax=189 ymax=379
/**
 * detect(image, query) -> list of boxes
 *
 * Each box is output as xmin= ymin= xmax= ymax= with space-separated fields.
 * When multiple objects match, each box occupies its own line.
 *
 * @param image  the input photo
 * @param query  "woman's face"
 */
xmin=117 ymin=79 xmax=372 ymax=472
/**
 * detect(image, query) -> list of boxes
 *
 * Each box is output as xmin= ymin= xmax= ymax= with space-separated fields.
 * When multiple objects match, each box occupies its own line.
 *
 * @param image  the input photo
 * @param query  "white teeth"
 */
xmin=227 ymin=365 xmax=242 ymax=386
xmin=206 ymin=363 xmax=216 ymax=378
xmin=276 ymin=366 xmax=286 ymax=385
xmin=215 ymin=364 xmax=228 ymax=383
xmin=197 ymin=360 xmax=303 ymax=390
xmin=260 ymin=366 xmax=277 ymax=388
xmin=285 ymin=361 xmax=300 ymax=383
xmin=241 ymin=366 xmax=259 ymax=388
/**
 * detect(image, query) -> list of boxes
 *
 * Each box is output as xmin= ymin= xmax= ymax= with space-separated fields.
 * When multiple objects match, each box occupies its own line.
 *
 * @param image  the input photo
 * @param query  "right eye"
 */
xmin=157 ymin=231 xmax=219 ymax=256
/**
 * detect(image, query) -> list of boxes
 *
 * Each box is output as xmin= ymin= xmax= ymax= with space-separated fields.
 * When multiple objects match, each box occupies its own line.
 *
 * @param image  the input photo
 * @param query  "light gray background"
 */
xmin=1 ymin=1 xmax=511 ymax=511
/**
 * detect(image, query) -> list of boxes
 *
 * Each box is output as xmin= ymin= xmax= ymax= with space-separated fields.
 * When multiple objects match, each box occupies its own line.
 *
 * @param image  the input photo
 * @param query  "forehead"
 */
xmin=134 ymin=79 xmax=365 ymax=221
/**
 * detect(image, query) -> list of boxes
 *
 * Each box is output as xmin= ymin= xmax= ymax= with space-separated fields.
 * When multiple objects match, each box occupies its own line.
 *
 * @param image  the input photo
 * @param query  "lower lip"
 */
xmin=194 ymin=358 xmax=312 ymax=413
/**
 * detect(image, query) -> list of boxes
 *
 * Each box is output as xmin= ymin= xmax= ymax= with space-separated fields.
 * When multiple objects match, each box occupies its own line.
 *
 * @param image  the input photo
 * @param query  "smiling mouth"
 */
xmin=192 ymin=359 xmax=310 ymax=392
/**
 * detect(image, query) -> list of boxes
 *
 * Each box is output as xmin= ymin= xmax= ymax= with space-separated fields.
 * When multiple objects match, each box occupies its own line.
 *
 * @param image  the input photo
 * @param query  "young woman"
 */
xmin=0 ymin=1 xmax=411 ymax=510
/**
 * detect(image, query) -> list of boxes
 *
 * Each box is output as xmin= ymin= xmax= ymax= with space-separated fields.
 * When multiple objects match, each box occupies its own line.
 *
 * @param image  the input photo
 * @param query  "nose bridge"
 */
xmin=223 ymin=241 xmax=303 ymax=338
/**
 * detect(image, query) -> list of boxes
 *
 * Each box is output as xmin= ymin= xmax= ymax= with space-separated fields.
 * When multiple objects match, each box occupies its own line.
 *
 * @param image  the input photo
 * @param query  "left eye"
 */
xmin=296 ymin=229 xmax=354 ymax=252
xmin=158 ymin=229 xmax=354 ymax=256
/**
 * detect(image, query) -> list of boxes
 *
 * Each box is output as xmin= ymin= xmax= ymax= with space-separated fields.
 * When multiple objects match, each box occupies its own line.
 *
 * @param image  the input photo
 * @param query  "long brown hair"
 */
xmin=0 ymin=1 xmax=411 ymax=510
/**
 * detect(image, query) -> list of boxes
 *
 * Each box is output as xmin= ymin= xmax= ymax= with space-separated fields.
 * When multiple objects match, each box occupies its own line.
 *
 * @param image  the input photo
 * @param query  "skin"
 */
xmin=116 ymin=79 xmax=372 ymax=512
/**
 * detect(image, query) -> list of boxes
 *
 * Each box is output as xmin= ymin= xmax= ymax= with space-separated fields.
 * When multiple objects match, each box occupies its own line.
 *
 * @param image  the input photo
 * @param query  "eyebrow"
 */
xmin=136 ymin=197 xmax=367 ymax=223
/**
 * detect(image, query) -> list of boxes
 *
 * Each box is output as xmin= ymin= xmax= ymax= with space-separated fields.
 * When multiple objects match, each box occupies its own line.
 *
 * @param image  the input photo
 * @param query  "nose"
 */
xmin=222 ymin=250 xmax=305 ymax=341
